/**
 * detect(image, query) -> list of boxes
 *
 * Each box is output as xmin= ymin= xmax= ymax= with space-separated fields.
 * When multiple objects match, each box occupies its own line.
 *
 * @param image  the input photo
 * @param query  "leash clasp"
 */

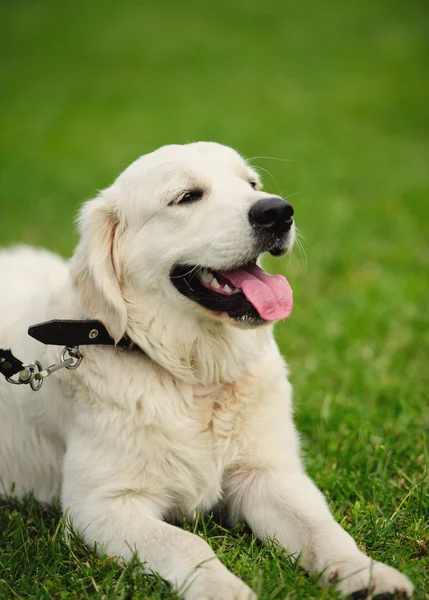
xmin=6 ymin=346 xmax=83 ymax=392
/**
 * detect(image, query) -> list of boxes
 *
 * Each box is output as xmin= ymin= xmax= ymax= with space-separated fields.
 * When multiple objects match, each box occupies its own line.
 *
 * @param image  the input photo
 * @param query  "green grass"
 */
xmin=0 ymin=0 xmax=428 ymax=597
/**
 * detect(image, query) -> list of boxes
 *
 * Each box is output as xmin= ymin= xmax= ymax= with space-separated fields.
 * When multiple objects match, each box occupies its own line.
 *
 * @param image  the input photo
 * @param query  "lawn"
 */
xmin=0 ymin=0 xmax=428 ymax=598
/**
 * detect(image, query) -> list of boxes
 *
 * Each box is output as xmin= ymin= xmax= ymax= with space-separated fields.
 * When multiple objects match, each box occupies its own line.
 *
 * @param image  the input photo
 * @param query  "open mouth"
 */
xmin=170 ymin=261 xmax=293 ymax=324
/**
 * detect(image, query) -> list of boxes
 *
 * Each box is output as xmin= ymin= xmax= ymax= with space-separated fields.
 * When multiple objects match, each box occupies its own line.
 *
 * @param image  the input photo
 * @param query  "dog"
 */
xmin=0 ymin=142 xmax=413 ymax=599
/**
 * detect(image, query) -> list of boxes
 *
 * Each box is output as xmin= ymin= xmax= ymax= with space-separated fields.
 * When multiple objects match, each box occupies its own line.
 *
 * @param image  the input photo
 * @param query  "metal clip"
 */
xmin=6 ymin=346 xmax=82 ymax=392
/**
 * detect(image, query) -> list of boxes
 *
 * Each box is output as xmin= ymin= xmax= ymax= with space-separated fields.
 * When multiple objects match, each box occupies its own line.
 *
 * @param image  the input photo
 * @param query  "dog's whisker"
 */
xmin=295 ymin=227 xmax=307 ymax=241
xmin=250 ymin=165 xmax=279 ymax=190
xmin=285 ymin=190 xmax=302 ymax=200
xmin=247 ymin=156 xmax=294 ymax=162
xmin=170 ymin=264 xmax=201 ymax=279
xmin=289 ymin=232 xmax=308 ymax=273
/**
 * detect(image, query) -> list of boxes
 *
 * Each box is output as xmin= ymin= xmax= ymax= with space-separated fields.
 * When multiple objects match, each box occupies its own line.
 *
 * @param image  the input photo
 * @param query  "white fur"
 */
xmin=0 ymin=143 xmax=413 ymax=598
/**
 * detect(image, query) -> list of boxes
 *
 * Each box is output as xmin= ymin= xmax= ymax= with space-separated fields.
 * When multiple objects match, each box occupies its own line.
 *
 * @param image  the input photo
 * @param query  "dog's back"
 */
xmin=0 ymin=246 xmax=70 ymax=500
xmin=0 ymin=246 xmax=68 ymax=339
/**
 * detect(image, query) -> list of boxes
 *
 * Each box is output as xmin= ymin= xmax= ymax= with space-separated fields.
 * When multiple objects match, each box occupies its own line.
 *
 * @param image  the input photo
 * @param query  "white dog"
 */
xmin=0 ymin=143 xmax=413 ymax=599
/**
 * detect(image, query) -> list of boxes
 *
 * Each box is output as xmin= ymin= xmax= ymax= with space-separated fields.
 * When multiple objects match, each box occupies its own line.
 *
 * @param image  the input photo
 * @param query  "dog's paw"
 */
xmin=183 ymin=565 xmax=256 ymax=600
xmin=325 ymin=558 xmax=413 ymax=598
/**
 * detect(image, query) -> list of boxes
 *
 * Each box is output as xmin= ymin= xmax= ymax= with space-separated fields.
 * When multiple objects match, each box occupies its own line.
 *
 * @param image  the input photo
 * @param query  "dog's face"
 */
xmin=71 ymin=142 xmax=295 ymax=342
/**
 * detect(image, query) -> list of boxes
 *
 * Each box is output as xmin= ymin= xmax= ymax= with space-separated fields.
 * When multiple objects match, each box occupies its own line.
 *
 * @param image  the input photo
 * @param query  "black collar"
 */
xmin=28 ymin=319 xmax=139 ymax=351
xmin=1 ymin=320 xmax=142 ymax=381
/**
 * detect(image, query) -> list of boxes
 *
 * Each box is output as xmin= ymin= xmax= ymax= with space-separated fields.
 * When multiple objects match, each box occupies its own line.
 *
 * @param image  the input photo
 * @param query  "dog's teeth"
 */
xmin=211 ymin=278 xmax=221 ymax=289
xmin=224 ymin=284 xmax=232 ymax=292
xmin=201 ymin=269 xmax=213 ymax=283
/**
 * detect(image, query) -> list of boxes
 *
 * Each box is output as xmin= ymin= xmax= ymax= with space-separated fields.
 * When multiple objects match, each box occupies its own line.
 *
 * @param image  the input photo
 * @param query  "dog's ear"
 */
xmin=70 ymin=194 xmax=127 ymax=343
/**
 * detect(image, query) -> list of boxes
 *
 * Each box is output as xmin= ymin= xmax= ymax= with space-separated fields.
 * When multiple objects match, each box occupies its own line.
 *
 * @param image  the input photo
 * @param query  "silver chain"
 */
xmin=6 ymin=346 xmax=83 ymax=392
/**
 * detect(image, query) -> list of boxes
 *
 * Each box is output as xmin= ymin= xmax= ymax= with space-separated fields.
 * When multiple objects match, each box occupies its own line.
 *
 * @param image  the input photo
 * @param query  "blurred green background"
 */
xmin=1 ymin=0 xmax=428 ymax=423
xmin=1 ymin=0 xmax=428 ymax=597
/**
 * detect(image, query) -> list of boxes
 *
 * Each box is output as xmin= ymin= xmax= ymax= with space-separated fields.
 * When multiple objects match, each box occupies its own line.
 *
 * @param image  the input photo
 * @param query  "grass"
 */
xmin=0 ymin=0 xmax=428 ymax=597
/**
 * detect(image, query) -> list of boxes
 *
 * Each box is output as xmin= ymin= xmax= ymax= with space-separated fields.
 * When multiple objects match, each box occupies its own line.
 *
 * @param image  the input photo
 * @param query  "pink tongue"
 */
xmin=218 ymin=264 xmax=293 ymax=321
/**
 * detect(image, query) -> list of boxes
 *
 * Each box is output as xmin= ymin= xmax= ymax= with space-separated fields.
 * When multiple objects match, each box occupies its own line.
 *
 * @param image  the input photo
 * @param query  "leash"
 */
xmin=0 ymin=319 xmax=137 ymax=392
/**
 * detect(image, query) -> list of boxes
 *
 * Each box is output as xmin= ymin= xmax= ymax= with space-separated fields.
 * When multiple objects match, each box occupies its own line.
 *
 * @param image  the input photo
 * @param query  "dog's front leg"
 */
xmin=226 ymin=467 xmax=413 ymax=597
xmin=62 ymin=454 xmax=255 ymax=600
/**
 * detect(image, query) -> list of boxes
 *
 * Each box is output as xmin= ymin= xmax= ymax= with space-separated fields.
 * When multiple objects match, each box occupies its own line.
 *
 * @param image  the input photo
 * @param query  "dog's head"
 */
xmin=71 ymin=142 xmax=295 ymax=349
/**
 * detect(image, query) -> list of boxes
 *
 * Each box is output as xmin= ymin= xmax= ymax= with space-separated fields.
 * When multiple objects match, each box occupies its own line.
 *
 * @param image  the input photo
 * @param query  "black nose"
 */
xmin=248 ymin=197 xmax=294 ymax=237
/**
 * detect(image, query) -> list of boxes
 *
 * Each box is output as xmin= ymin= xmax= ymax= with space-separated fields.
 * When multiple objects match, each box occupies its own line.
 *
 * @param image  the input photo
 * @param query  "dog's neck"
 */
xmin=124 ymin=289 xmax=273 ymax=386
xmin=63 ymin=279 xmax=274 ymax=386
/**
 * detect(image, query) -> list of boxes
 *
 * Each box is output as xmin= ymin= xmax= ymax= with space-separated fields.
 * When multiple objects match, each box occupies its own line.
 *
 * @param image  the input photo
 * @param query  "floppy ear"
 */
xmin=70 ymin=194 xmax=127 ymax=343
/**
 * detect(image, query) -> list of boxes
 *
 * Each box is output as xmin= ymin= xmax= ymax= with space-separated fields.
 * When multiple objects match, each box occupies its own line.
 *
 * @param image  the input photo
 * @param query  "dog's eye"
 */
xmin=249 ymin=181 xmax=258 ymax=190
xmin=178 ymin=190 xmax=204 ymax=205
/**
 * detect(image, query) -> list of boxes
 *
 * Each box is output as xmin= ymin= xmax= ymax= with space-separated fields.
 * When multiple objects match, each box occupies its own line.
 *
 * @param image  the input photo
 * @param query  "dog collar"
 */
xmin=0 ymin=319 xmax=143 ymax=385
xmin=28 ymin=319 xmax=133 ymax=349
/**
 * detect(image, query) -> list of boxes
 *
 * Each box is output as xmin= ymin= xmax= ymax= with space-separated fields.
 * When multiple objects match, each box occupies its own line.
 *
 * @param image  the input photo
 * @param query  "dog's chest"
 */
xmin=144 ymin=378 xmax=251 ymax=517
xmin=174 ymin=381 xmax=250 ymax=509
xmin=193 ymin=381 xmax=245 ymax=443
xmin=78 ymin=353 xmax=259 ymax=518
